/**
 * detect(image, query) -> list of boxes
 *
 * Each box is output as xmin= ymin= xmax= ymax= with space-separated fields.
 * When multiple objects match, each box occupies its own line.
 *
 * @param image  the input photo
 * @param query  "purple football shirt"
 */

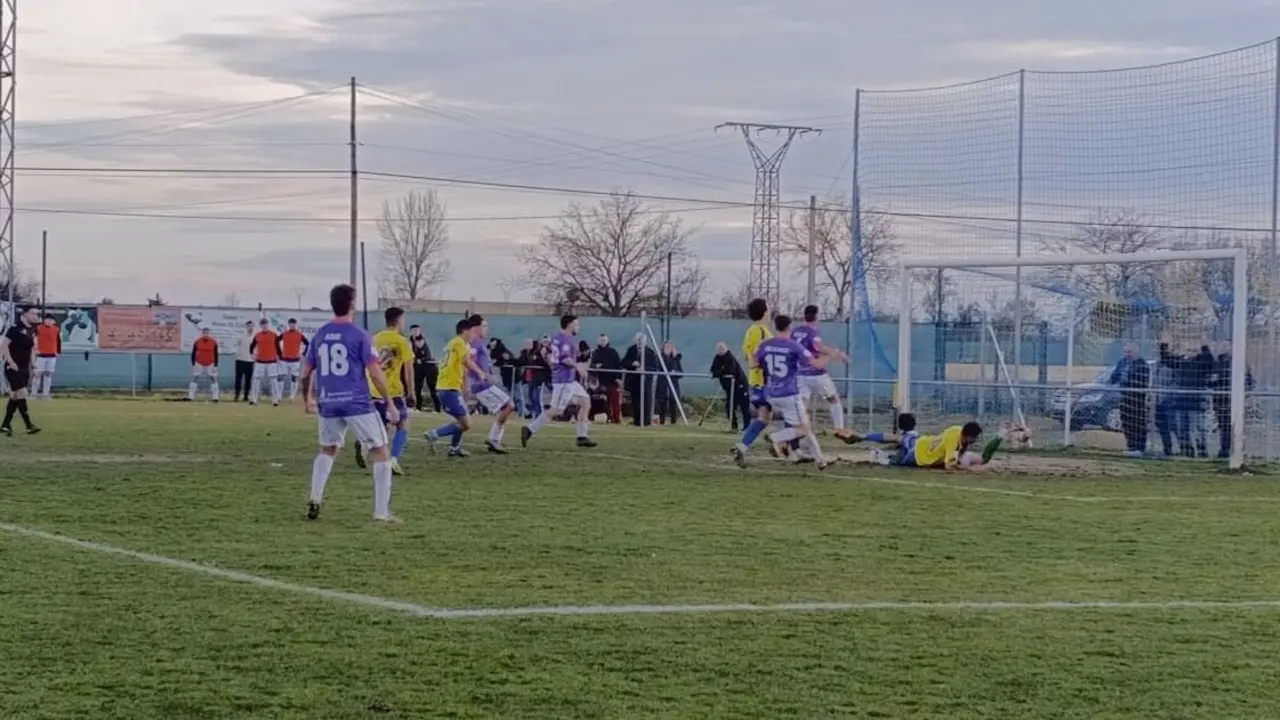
xmin=306 ymin=320 xmax=378 ymax=418
xmin=468 ymin=337 xmax=493 ymax=393
xmin=790 ymin=323 xmax=825 ymax=376
xmin=550 ymin=331 xmax=578 ymax=384
xmin=754 ymin=336 xmax=812 ymax=399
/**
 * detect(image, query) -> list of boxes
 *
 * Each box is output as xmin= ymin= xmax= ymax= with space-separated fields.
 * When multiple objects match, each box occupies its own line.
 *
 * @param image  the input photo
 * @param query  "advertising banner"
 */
xmin=179 ymin=307 xmax=331 ymax=351
xmin=46 ymin=306 xmax=100 ymax=351
xmin=98 ymin=305 xmax=182 ymax=351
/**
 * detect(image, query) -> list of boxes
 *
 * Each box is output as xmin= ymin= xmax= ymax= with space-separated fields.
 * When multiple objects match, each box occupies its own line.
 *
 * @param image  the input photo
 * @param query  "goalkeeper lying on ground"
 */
xmin=841 ymin=413 xmax=1026 ymax=470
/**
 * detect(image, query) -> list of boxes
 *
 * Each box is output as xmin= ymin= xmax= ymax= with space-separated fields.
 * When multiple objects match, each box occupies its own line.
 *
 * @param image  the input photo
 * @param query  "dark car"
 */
xmin=1049 ymin=360 xmax=1218 ymax=434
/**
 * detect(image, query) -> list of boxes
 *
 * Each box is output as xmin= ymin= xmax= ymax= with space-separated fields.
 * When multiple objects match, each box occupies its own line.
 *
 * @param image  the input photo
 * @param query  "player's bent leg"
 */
xmin=309 ymin=419 xmax=347 ymax=520
xmin=573 ymin=391 xmax=596 ymax=447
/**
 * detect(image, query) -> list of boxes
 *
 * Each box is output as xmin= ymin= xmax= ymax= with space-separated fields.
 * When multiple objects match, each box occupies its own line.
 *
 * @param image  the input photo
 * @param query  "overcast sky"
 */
xmin=16 ymin=0 xmax=1280 ymax=309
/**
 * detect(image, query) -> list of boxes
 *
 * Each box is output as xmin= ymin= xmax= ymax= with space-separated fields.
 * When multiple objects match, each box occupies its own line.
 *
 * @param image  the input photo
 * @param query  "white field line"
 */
xmin=5 ymin=521 xmax=1280 ymax=620
xmin=541 ymin=449 xmax=1280 ymax=504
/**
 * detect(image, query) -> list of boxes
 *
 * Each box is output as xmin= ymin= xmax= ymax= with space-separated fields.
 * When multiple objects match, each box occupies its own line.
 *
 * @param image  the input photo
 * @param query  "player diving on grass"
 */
xmin=732 ymin=314 xmax=834 ymax=469
xmin=302 ymin=283 xmax=401 ymax=524
xmin=842 ymin=413 xmax=1026 ymax=470
xmin=521 ymin=314 xmax=598 ymax=449
xmin=355 ymin=307 xmax=414 ymax=475
xmin=466 ymin=314 xmax=517 ymax=454
xmin=424 ymin=318 xmax=485 ymax=457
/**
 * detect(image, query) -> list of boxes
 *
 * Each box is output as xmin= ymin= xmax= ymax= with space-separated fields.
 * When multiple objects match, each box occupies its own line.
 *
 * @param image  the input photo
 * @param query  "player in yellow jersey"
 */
xmin=423 ymin=317 xmax=485 ymax=458
xmin=734 ymin=298 xmax=780 ymax=453
xmin=354 ymin=307 xmax=415 ymax=475
xmin=847 ymin=415 xmax=1022 ymax=470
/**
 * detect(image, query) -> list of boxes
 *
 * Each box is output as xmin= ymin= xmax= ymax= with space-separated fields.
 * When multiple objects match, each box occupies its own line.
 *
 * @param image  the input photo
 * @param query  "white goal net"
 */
xmin=895 ymin=249 xmax=1252 ymax=469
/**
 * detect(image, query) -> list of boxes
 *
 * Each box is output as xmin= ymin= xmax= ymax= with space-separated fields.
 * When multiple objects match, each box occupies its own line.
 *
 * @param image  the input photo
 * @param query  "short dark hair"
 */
xmin=803 ymin=305 xmax=819 ymax=322
xmin=409 ymin=324 xmax=420 ymax=330
xmin=329 ymin=284 xmax=357 ymax=317
xmin=773 ymin=314 xmax=792 ymax=333
xmin=468 ymin=314 xmax=484 ymax=328
xmin=384 ymin=307 xmax=405 ymax=326
xmin=559 ymin=314 xmax=577 ymax=329
xmin=287 ymin=318 xmax=297 ymax=324
xmin=897 ymin=413 xmax=917 ymax=432
xmin=454 ymin=319 xmax=471 ymax=335
xmin=747 ymin=298 xmax=768 ymax=322
xmin=962 ymin=421 xmax=983 ymax=439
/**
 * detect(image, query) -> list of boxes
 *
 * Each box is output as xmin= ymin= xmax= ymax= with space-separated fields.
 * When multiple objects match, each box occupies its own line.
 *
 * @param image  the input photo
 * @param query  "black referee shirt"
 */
xmin=4 ymin=321 xmax=34 ymax=368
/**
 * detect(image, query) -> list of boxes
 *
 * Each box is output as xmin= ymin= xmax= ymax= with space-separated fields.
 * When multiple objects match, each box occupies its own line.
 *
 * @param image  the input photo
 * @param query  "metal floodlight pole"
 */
xmin=0 ymin=0 xmax=15 ymax=313
xmin=1012 ymin=69 xmax=1027 ymax=395
xmin=349 ymin=76 xmax=359 ymax=289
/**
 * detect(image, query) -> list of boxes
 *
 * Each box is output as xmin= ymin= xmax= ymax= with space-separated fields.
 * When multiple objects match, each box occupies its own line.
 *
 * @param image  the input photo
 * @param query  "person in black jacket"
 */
xmin=409 ymin=324 xmax=439 ymax=412
xmin=1158 ymin=335 xmax=1213 ymax=458
xmin=590 ymin=334 xmax=622 ymax=423
xmin=654 ymin=340 xmax=684 ymax=424
xmin=1109 ymin=342 xmax=1151 ymax=456
xmin=710 ymin=341 xmax=750 ymax=430
xmin=489 ymin=337 xmax=518 ymax=395
xmin=1209 ymin=339 xmax=1253 ymax=459
xmin=621 ymin=333 xmax=659 ymax=426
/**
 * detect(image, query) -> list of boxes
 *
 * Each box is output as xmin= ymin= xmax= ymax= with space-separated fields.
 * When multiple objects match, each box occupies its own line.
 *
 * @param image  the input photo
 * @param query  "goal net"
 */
xmin=895 ymin=249 xmax=1251 ymax=469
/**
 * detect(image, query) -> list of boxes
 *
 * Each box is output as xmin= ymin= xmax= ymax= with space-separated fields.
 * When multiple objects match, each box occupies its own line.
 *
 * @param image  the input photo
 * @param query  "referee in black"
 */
xmin=1 ymin=306 xmax=41 ymax=436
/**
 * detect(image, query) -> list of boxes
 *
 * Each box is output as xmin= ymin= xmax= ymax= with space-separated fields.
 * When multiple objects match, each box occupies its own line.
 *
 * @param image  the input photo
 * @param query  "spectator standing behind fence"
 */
xmin=1109 ymin=342 xmax=1151 ymax=457
xmin=523 ymin=337 xmax=551 ymax=418
xmin=409 ymin=325 xmax=439 ymax=413
xmin=1210 ymin=339 xmax=1252 ymax=460
xmin=655 ymin=341 xmax=684 ymax=424
xmin=490 ymin=337 xmax=518 ymax=399
xmin=590 ymin=334 xmax=622 ymax=424
xmin=515 ymin=339 xmax=536 ymax=417
xmin=622 ymin=333 xmax=659 ymax=427
xmin=1153 ymin=356 xmax=1179 ymax=457
xmin=1158 ymin=335 xmax=1213 ymax=458
xmin=233 ymin=321 xmax=255 ymax=402
xmin=710 ymin=342 xmax=751 ymax=431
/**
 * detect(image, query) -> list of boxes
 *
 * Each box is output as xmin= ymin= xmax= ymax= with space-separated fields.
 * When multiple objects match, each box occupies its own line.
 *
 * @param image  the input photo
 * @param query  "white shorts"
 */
xmin=550 ymin=381 xmax=589 ymax=412
xmin=192 ymin=364 xmax=217 ymax=378
xmin=318 ymin=412 xmax=388 ymax=449
xmin=474 ymin=386 xmax=512 ymax=413
xmin=281 ymin=360 xmax=301 ymax=377
xmin=34 ymin=357 xmax=56 ymax=373
xmin=768 ymin=394 xmax=809 ymax=427
xmin=799 ymin=374 xmax=837 ymax=400
xmin=253 ymin=362 xmax=280 ymax=379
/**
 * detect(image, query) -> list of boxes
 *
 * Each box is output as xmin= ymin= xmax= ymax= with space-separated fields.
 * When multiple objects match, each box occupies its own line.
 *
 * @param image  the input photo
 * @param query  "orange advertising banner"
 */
xmin=97 ymin=305 xmax=183 ymax=351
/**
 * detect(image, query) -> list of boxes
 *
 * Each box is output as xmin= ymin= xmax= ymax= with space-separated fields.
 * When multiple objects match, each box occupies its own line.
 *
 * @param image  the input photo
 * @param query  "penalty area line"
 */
xmin=5 ymin=521 xmax=1280 ymax=620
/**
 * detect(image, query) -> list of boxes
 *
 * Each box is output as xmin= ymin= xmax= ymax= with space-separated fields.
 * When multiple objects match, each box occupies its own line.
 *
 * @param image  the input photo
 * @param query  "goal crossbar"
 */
xmin=896 ymin=249 xmax=1249 ymax=469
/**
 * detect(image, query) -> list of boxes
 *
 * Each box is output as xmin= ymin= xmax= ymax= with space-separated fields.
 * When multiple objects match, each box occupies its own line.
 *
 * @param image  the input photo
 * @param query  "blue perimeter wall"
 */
xmin=49 ymin=313 xmax=1123 ymax=396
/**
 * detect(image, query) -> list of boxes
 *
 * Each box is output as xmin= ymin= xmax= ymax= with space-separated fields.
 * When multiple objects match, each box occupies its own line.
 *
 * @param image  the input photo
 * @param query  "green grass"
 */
xmin=3 ymin=400 xmax=1280 ymax=718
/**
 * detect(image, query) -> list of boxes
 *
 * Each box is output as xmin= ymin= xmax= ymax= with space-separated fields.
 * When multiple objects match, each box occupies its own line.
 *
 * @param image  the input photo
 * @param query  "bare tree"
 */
xmin=219 ymin=292 xmax=240 ymax=308
xmin=1040 ymin=210 xmax=1165 ymax=300
xmin=781 ymin=198 xmax=898 ymax=320
xmin=518 ymin=190 xmax=703 ymax=317
xmin=378 ymin=189 xmax=452 ymax=301
xmin=290 ymin=287 xmax=306 ymax=310
xmin=717 ymin=270 xmax=807 ymax=319
xmin=912 ymin=269 xmax=957 ymax=323
xmin=635 ymin=260 xmax=708 ymax=317
xmin=0 ymin=263 xmax=38 ymax=305
xmin=1165 ymin=233 xmax=1271 ymax=326
xmin=99 ymin=297 xmax=115 ymax=305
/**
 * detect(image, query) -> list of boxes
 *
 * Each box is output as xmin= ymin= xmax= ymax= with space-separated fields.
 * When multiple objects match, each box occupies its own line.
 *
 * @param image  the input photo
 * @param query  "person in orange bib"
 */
xmin=278 ymin=318 xmax=310 ymax=401
xmin=188 ymin=326 xmax=221 ymax=402
xmin=248 ymin=318 xmax=282 ymax=406
xmin=33 ymin=315 xmax=61 ymax=399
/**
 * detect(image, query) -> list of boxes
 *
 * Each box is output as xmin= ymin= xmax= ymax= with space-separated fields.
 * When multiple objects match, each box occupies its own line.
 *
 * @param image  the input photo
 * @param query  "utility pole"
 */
xmin=805 ymin=194 xmax=817 ymax=307
xmin=349 ymin=76 xmax=359 ymax=289
xmin=717 ymin=121 xmax=820 ymax=311
xmin=0 ymin=0 xmax=15 ymax=314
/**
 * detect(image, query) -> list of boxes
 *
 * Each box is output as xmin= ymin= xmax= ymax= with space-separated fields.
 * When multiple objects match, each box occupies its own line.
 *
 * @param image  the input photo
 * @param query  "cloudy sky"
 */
xmin=16 ymin=0 xmax=1280 ymax=309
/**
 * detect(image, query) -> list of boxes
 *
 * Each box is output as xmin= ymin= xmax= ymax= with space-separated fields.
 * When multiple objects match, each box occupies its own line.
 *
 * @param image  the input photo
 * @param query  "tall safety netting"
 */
xmin=854 ymin=39 xmax=1280 ymax=463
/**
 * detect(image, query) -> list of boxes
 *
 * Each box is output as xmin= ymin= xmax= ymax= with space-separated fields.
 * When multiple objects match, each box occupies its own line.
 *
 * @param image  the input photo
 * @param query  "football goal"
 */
xmin=896 ymin=249 xmax=1250 ymax=469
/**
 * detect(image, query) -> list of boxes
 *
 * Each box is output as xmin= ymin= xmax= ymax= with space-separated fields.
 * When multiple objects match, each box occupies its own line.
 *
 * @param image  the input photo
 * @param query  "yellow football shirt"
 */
xmin=369 ymin=328 xmax=412 ymax=400
xmin=742 ymin=323 xmax=772 ymax=388
xmin=436 ymin=335 xmax=471 ymax=392
xmin=912 ymin=425 xmax=963 ymax=468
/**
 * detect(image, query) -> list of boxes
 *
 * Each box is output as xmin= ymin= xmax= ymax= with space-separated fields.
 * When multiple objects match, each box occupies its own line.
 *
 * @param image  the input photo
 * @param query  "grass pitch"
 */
xmin=2 ymin=399 xmax=1280 ymax=719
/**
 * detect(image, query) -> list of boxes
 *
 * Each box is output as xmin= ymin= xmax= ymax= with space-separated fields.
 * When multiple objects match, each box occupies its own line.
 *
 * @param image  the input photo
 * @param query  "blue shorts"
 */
xmin=374 ymin=397 xmax=408 ymax=426
xmin=896 ymin=447 xmax=915 ymax=467
xmin=437 ymin=389 xmax=468 ymax=419
xmin=750 ymin=387 xmax=771 ymax=411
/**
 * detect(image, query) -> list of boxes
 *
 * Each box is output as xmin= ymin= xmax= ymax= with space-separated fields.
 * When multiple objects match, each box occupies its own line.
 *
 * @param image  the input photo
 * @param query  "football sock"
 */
xmin=771 ymin=427 xmax=798 ymax=443
xmin=2 ymin=399 xmax=15 ymax=427
xmin=250 ymin=377 xmax=261 ymax=403
xmin=16 ymin=400 xmax=31 ymax=428
xmin=290 ymin=377 xmax=299 ymax=399
xmin=309 ymin=454 xmax=334 ymax=504
xmin=981 ymin=437 xmax=1003 ymax=464
xmin=741 ymin=419 xmax=766 ymax=446
xmin=188 ymin=382 xmax=198 ymax=400
xmin=865 ymin=432 xmax=887 ymax=443
xmin=575 ymin=420 xmax=588 ymax=438
xmin=270 ymin=378 xmax=283 ymax=403
xmin=805 ymin=431 xmax=825 ymax=461
xmin=372 ymin=461 xmax=393 ymax=517
xmin=829 ymin=400 xmax=845 ymax=430
xmin=391 ymin=428 xmax=409 ymax=459
xmin=210 ymin=382 xmax=220 ymax=401
xmin=433 ymin=422 xmax=460 ymax=439
xmin=488 ymin=422 xmax=503 ymax=444
xmin=528 ymin=411 xmax=551 ymax=433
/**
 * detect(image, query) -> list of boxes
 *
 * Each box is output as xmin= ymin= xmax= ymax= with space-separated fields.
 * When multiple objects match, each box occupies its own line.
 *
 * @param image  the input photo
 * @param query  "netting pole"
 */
xmin=1268 ymin=36 xmax=1280 ymax=459
xmin=1012 ymin=69 xmax=1026 ymax=401
xmin=1231 ymin=250 xmax=1249 ymax=469
xmin=845 ymin=88 xmax=862 ymax=427
xmin=1063 ymin=305 xmax=1075 ymax=448
xmin=897 ymin=262 xmax=912 ymax=414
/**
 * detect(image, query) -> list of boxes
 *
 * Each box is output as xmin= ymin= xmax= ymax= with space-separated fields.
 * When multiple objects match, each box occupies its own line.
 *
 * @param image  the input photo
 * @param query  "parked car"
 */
xmin=1049 ymin=360 xmax=1217 ymax=433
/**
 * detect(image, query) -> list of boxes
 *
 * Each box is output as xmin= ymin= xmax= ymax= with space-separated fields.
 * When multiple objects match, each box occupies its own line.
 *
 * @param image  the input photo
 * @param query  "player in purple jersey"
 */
xmin=791 ymin=304 xmax=853 ymax=449
xmin=521 ymin=314 xmax=598 ymax=448
xmin=466 ymin=315 xmax=517 ymax=453
xmin=299 ymin=284 xmax=402 ymax=523
xmin=732 ymin=314 xmax=832 ymax=470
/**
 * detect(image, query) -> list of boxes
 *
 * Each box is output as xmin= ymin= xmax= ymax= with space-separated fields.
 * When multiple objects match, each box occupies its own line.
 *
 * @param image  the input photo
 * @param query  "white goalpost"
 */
xmin=897 ymin=249 xmax=1250 ymax=469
